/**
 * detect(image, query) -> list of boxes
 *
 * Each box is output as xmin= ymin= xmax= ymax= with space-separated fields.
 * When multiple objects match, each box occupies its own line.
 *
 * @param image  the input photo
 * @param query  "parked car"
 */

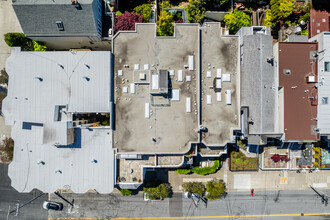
xmin=42 ymin=201 xmax=63 ymax=211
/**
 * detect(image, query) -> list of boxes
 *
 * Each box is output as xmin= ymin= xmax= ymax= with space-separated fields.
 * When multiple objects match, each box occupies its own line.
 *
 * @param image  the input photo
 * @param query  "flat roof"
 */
xmin=113 ymin=24 xmax=199 ymax=154
xmin=3 ymin=48 xmax=115 ymax=193
xmin=278 ymin=42 xmax=319 ymax=141
xmin=310 ymin=32 xmax=330 ymax=135
xmin=240 ymin=33 xmax=279 ymax=135
xmin=200 ymin=23 xmax=240 ymax=146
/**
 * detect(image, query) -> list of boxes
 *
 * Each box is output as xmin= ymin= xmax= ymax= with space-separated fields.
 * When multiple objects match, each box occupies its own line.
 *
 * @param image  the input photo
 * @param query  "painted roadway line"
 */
xmin=49 ymin=212 xmax=330 ymax=220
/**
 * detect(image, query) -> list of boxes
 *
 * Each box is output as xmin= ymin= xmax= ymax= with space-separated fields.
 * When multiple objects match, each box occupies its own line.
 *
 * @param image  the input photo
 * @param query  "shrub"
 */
xmin=313 ymin=162 xmax=319 ymax=167
xmin=134 ymin=4 xmax=152 ymax=22
xmin=206 ymin=179 xmax=226 ymax=201
xmin=32 ymin=41 xmax=46 ymax=51
xmin=159 ymin=0 xmax=171 ymax=10
xmin=175 ymin=169 xmax=192 ymax=174
xmin=224 ymin=9 xmax=251 ymax=34
xmin=192 ymin=160 xmax=219 ymax=175
xmin=182 ymin=182 xmax=206 ymax=197
xmin=114 ymin=11 xmax=143 ymax=34
xmin=157 ymin=10 xmax=173 ymax=36
xmin=271 ymin=154 xmax=280 ymax=163
xmin=4 ymin=33 xmax=30 ymax=49
xmin=186 ymin=0 xmax=206 ymax=23
xmin=0 ymin=68 xmax=8 ymax=85
xmin=116 ymin=11 xmax=122 ymax=15
xmin=313 ymin=147 xmax=321 ymax=154
xmin=143 ymin=183 xmax=171 ymax=200
xmin=4 ymin=33 xmax=46 ymax=51
xmin=120 ymin=189 xmax=132 ymax=196
xmin=0 ymin=137 xmax=14 ymax=162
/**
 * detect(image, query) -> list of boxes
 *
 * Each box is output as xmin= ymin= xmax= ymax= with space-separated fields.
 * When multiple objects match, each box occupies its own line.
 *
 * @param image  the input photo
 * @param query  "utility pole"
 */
xmin=9 ymin=193 xmax=45 ymax=215
xmin=54 ymin=191 xmax=74 ymax=207
xmin=310 ymin=185 xmax=328 ymax=206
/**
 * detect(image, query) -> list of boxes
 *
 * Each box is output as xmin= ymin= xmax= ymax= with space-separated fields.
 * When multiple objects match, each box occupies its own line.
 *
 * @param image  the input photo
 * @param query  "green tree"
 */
xmin=182 ymin=182 xmax=206 ymax=197
xmin=186 ymin=0 xmax=206 ymax=23
xmin=159 ymin=0 xmax=171 ymax=10
xmin=157 ymin=11 xmax=173 ymax=36
xmin=120 ymin=189 xmax=132 ymax=196
xmin=224 ymin=9 xmax=251 ymax=34
xmin=4 ymin=33 xmax=47 ymax=51
xmin=206 ymin=179 xmax=226 ymax=201
xmin=134 ymin=4 xmax=152 ymax=22
xmin=143 ymin=183 xmax=171 ymax=200
xmin=4 ymin=33 xmax=31 ymax=51
xmin=265 ymin=0 xmax=294 ymax=27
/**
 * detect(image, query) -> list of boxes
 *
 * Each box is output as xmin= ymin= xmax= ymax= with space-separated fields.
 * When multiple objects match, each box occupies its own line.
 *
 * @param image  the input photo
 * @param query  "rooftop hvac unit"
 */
xmin=225 ymin=90 xmax=231 ymax=105
xmin=306 ymin=76 xmax=316 ymax=83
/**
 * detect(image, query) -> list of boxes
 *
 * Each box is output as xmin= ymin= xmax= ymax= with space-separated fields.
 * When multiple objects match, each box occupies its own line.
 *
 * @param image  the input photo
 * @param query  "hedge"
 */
xmin=192 ymin=160 xmax=220 ymax=175
xmin=175 ymin=160 xmax=220 ymax=176
xmin=175 ymin=169 xmax=192 ymax=174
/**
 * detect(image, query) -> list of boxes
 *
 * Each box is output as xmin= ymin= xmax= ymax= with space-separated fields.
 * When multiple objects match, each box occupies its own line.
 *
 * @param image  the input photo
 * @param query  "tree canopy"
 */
xmin=186 ymin=0 xmax=206 ymax=23
xmin=134 ymin=4 xmax=152 ymax=22
xmin=224 ymin=9 xmax=251 ymax=34
xmin=206 ymin=179 xmax=226 ymax=201
xmin=182 ymin=182 xmax=206 ymax=197
xmin=264 ymin=0 xmax=294 ymax=27
xmin=143 ymin=183 xmax=171 ymax=200
xmin=114 ymin=11 xmax=143 ymax=33
xmin=4 ymin=33 xmax=46 ymax=51
xmin=157 ymin=10 xmax=174 ymax=36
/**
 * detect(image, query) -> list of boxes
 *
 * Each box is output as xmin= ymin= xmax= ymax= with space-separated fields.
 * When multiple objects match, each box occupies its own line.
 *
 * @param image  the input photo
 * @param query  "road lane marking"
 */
xmin=48 ymin=212 xmax=330 ymax=220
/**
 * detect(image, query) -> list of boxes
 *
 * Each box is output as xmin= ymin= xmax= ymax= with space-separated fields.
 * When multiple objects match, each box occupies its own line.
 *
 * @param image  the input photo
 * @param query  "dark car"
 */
xmin=42 ymin=201 xmax=63 ymax=211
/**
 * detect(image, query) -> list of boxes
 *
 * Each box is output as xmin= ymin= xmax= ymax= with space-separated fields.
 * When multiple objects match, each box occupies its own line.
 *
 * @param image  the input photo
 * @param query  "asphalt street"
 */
xmin=48 ymin=189 xmax=330 ymax=220
xmin=0 ymin=164 xmax=48 ymax=220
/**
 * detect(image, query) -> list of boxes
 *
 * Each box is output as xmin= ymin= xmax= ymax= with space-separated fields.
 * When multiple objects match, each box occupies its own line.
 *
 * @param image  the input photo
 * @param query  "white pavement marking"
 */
xmin=234 ymin=174 xmax=251 ymax=189
xmin=312 ymin=183 xmax=328 ymax=188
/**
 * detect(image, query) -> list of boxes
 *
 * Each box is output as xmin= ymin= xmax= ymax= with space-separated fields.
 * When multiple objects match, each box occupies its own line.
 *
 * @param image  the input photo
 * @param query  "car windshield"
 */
xmin=47 ymin=203 xmax=59 ymax=210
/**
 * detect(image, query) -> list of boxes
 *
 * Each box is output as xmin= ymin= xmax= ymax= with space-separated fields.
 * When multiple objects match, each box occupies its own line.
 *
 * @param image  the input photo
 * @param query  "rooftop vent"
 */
xmin=56 ymin=21 xmax=64 ymax=31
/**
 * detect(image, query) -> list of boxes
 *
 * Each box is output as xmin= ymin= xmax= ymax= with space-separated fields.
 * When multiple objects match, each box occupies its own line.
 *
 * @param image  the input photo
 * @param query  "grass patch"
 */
xmin=230 ymin=151 xmax=258 ymax=171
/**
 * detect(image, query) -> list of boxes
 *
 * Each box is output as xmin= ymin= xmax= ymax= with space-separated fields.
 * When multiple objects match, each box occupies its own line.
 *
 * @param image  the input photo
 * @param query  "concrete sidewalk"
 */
xmin=169 ymin=164 xmax=330 ymax=192
xmin=0 ymin=0 xmax=22 ymax=70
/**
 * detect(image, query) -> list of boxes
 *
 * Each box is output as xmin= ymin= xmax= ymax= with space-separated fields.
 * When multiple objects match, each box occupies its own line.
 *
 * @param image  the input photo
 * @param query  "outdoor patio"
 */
xmin=321 ymin=148 xmax=330 ymax=168
xmin=262 ymin=147 xmax=289 ymax=169
xmin=118 ymin=156 xmax=155 ymax=183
